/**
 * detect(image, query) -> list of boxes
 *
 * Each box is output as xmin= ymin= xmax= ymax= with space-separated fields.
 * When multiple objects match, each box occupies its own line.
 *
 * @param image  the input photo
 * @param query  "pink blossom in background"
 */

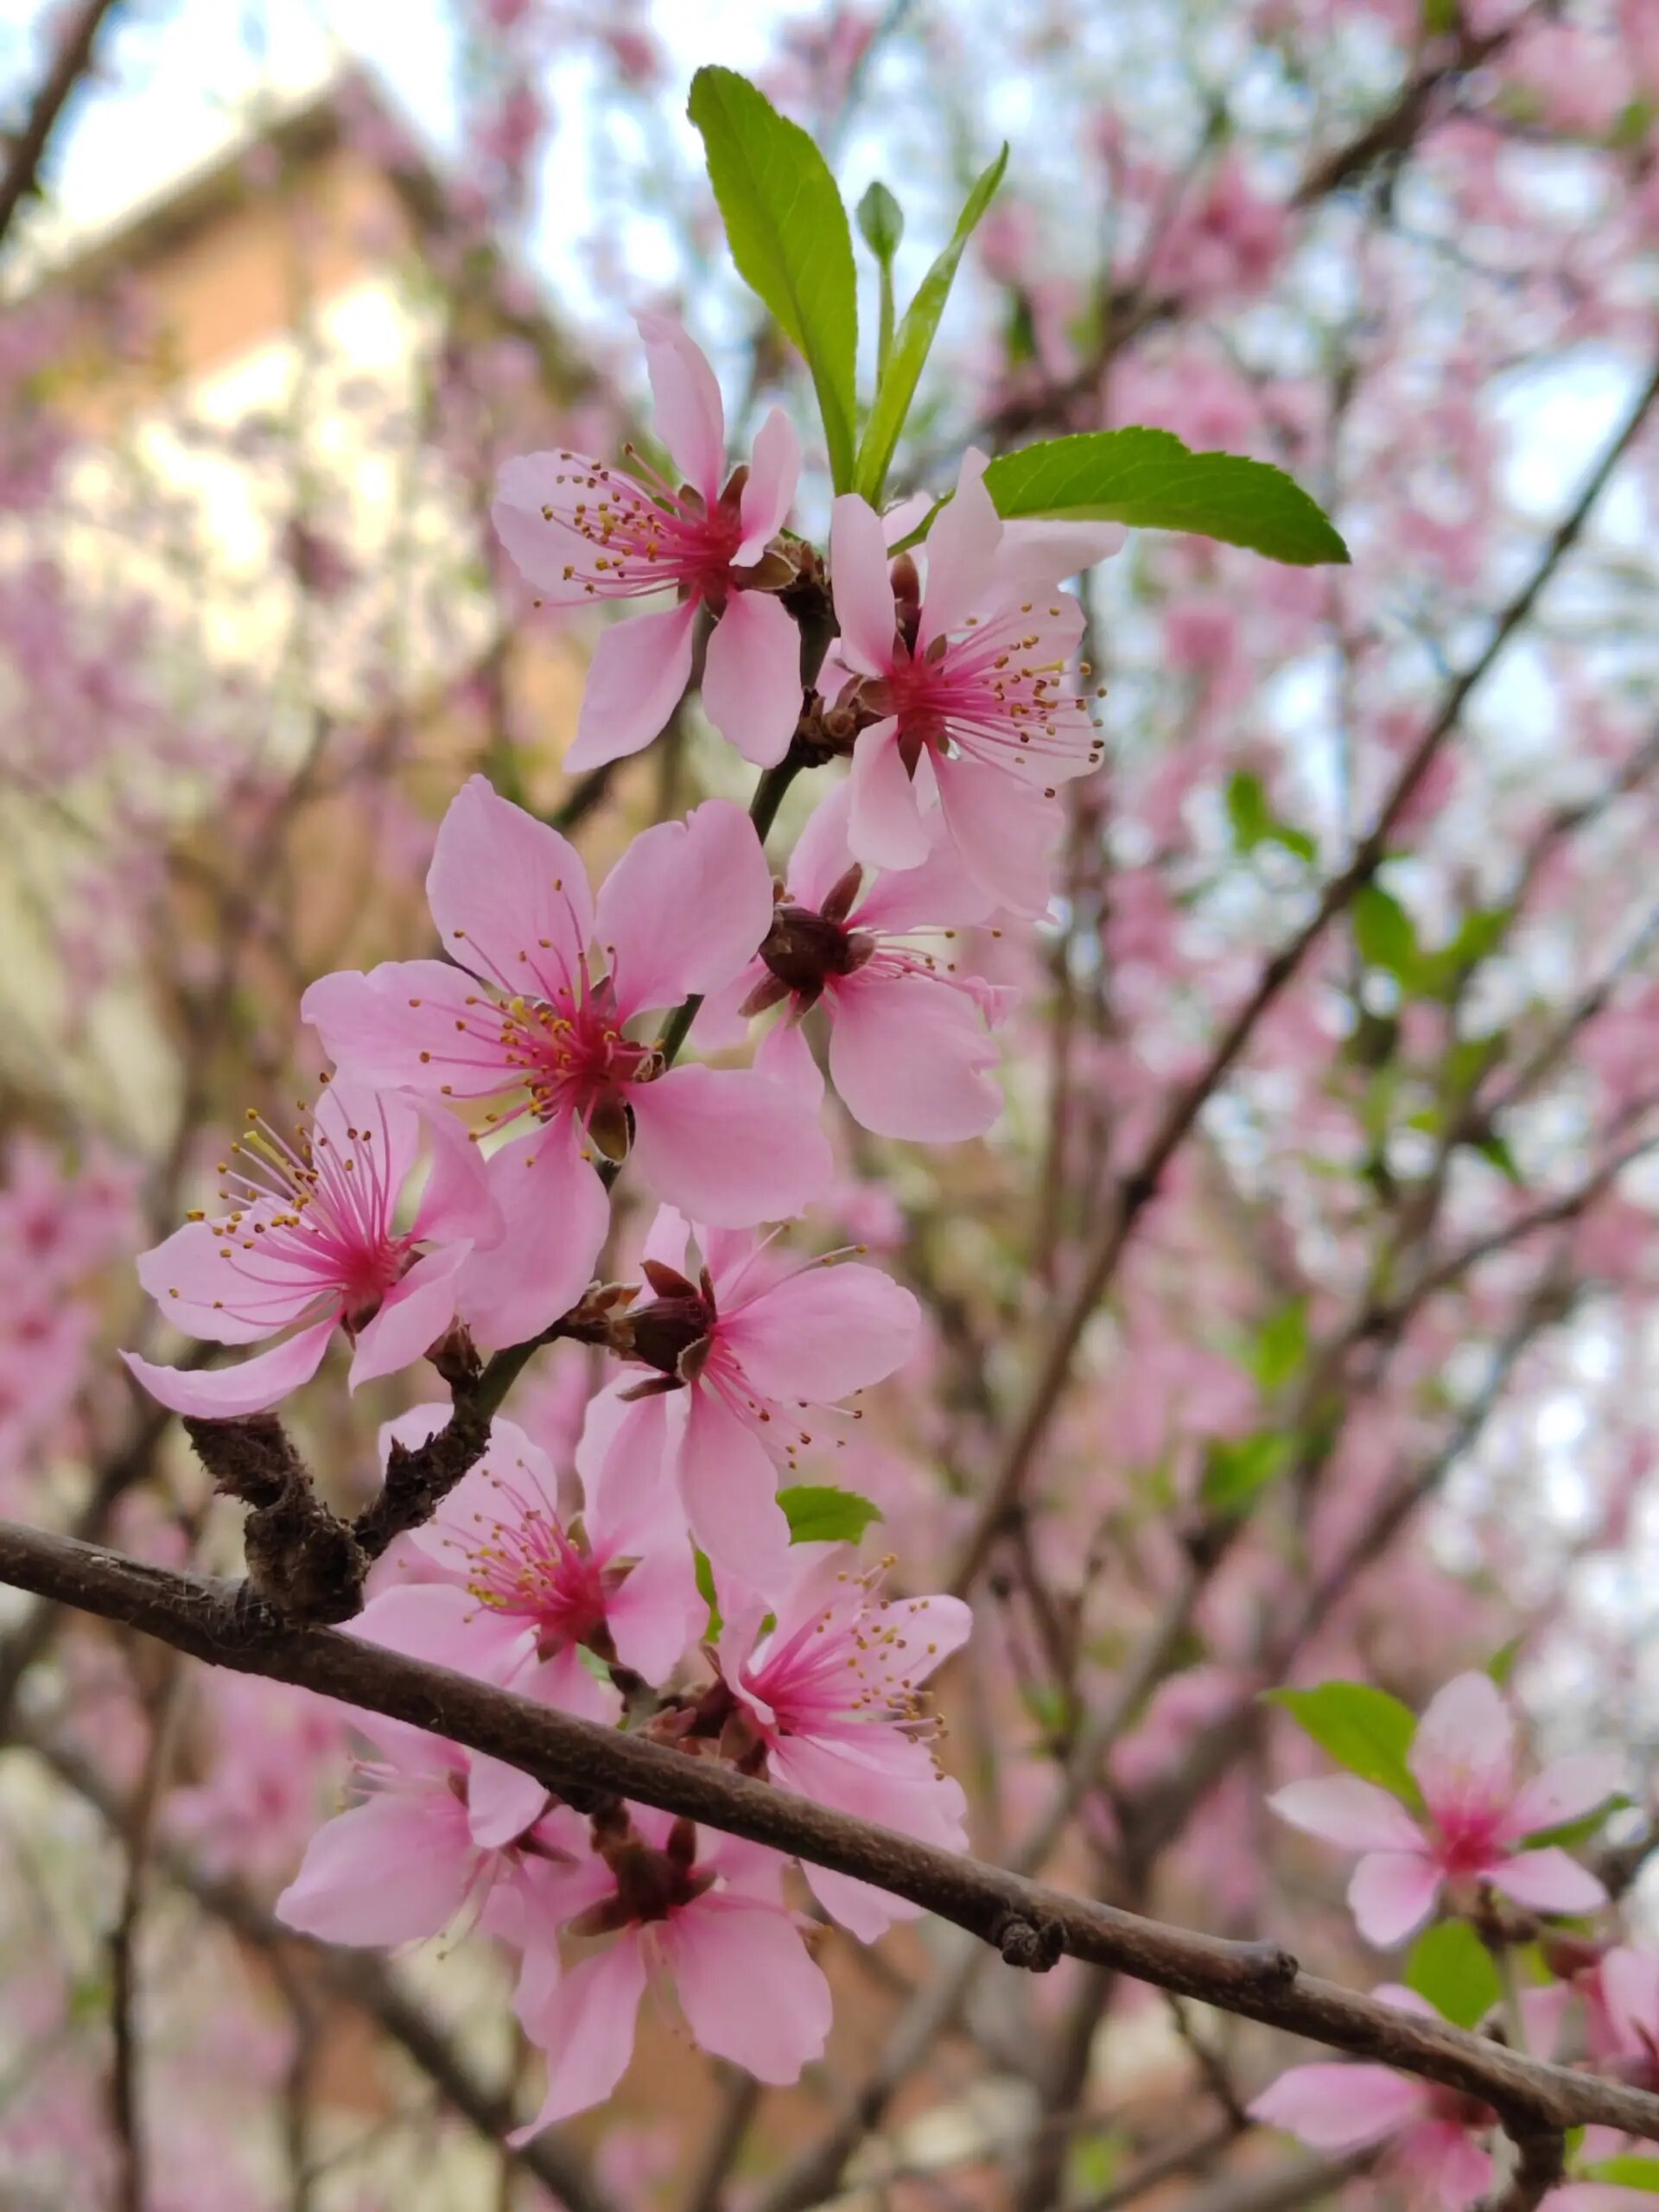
xmin=512 ymin=1808 xmax=832 ymax=2131
xmin=493 ymin=313 xmax=804 ymax=767
xmin=707 ymin=779 xmax=1013 ymax=1141
xmin=121 ymin=1080 xmax=500 ymax=1417
xmin=578 ymin=1208 xmax=919 ymax=1580
xmin=303 ymin=779 xmax=831 ymax=1346
xmin=827 ymin=448 xmax=1119 ymax=912
xmin=357 ymin=1404 xmax=702 ymax=1711
xmin=1271 ymin=1672 xmax=1618 ymax=1947
xmin=715 ymin=1544 xmax=971 ymax=1937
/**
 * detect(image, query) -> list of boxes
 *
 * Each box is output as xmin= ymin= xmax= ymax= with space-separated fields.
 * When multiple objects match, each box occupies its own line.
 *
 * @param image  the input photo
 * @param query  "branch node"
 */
xmin=183 ymin=1414 xmax=367 ymax=1624
xmin=994 ymin=1910 xmax=1064 ymax=1972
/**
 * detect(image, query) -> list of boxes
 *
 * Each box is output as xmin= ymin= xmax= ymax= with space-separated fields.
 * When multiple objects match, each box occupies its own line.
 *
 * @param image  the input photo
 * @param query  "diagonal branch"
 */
xmin=2 ymin=1518 xmax=1657 ymax=2145
xmin=0 ymin=0 xmax=124 ymax=251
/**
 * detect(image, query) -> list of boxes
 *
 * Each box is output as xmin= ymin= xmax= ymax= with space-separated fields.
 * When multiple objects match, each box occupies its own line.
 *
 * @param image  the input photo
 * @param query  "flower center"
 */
xmin=537 ymin=450 xmax=747 ymax=601
xmin=454 ymin=1498 xmax=611 ymax=1651
xmin=500 ymin=977 xmax=660 ymax=1156
xmin=758 ymin=899 xmax=875 ymax=1001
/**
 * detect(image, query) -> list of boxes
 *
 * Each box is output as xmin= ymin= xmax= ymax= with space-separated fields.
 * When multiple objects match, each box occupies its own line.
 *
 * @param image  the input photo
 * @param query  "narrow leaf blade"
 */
xmin=855 ymin=144 xmax=1009 ymax=505
xmin=1263 ymin=1681 xmax=1421 ymax=1802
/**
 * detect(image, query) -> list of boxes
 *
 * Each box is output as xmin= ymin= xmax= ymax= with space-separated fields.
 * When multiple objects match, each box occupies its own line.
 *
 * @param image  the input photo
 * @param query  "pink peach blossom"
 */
xmin=715 ymin=1545 xmax=971 ymax=1937
xmin=578 ymin=1209 xmax=919 ymax=1582
xmin=709 ymin=779 xmax=1013 ymax=1141
xmin=122 ymin=1079 xmax=499 ymax=1417
xmin=826 ymin=448 xmax=1117 ymax=913
xmin=358 ymin=1404 xmax=702 ymax=1712
xmin=1271 ymin=1673 xmax=1618 ymax=1948
xmin=493 ymin=312 xmax=803 ymax=768
xmin=512 ymin=1807 xmax=832 ymax=2131
xmin=302 ymin=779 xmax=831 ymax=1349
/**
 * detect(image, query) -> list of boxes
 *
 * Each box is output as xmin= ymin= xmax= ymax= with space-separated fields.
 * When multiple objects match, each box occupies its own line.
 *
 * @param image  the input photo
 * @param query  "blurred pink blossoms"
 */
xmin=1271 ymin=1672 xmax=1618 ymax=1947
xmin=493 ymin=312 xmax=804 ymax=769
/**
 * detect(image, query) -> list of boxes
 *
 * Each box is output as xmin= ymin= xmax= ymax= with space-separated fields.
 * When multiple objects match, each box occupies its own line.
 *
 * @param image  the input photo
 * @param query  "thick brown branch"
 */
xmin=3 ymin=1520 xmax=1657 ymax=2143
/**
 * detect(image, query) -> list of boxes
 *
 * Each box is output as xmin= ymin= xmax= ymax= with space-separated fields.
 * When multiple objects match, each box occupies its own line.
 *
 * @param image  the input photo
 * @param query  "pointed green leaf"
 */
xmin=1263 ymin=1681 xmax=1421 ymax=1803
xmin=1352 ymin=883 xmax=1420 ymax=979
xmin=855 ymin=144 xmax=1009 ymax=505
xmin=1404 ymin=1920 xmax=1501 ymax=2030
xmin=1249 ymin=1299 xmax=1310 ymax=1392
xmin=777 ymin=1484 xmax=884 ymax=1546
xmin=976 ymin=428 xmax=1349 ymax=566
xmin=1522 ymin=1796 xmax=1628 ymax=1852
xmin=694 ymin=1547 xmax=721 ymax=1640
xmin=688 ymin=67 xmax=858 ymax=491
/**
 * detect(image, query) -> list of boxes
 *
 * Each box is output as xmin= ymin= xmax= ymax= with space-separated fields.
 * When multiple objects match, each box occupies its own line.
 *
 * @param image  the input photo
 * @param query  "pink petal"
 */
xmin=771 ymin=1732 xmax=963 ymax=1940
xmin=1504 ymin=1750 xmax=1623 ymax=1841
xmin=720 ymin=1261 xmax=918 ymax=1402
xmin=353 ymin=1581 xmax=531 ymax=1677
xmin=661 ymin=1896 xmax=833 ymax=2083
xmin=917 ymin=448 xmax=1003 ymax=652
xmin=994 ymin=517 xmax=1126 ymax=595
xmin=1408 ymin=1671 xmax=1516 ymax=1824
xmin=1484 ymin=1846 xmax=1607 ymax=1917
xmin=638 ymin=310 xmax=727 ymax=501
xmin=1347 ymin=1851 xmax=1444 ymax=1948
xmin=302 ymin=960 xmax=512 ymax=1098
xmin=570 ymin=598 xmax=697 ymax=769
xmin=628 ymin=1065 xmax=831 ymax=1226
xmin=427 ymin=777 xmax=593 ymax=1006
xmin=701 ymin=589 xmax=802 ymax=766
xmin=595 ymin=799 xmax=774 ymax=1017
xmin=849 ymin=806 xmax=998 ymax=932
xmin=829 ymin=969 xmax=1001 ymax=1141
xmin=848 ymin=720 xmax=930 ymax=873
xmin=514 ymin=1936 xmax=647 ymax=2133
xmin=735 ymin=407 xmax=800 ymax=561
xmin=754 ymin=1018 xmax=825 ymax=1114
xmin=785 ymin=780 xmax=859 ymax=911
xmin=466 ymin=1753 xmax=551 ymax=1852
xmin=1406 ymin=2120 xmax=1494 ymax=2212
xmin=1268 ymin=1777 xmax=1427 ymax=1854
xmin=604 ymin=1535 xmax=706 ymax=1681
xmin=932 ymin=752 xmax=1058 ymax=916
xmin=1249 ymin=2063 xmax=1424 ymax=2151
xmin=275 ymin=1790 xmax=476 ymax=1947
xmin=578 ymin=1385 xmax=677 ymax=1535
xmin=1600 ymin=1946 xmax=1659 ymax=2049
xmin=348 ymin=1247 xmax=468 ymax=1390
xmin=456 ymin=1123 xmax=609 ymax=1349
xmin=492 ymin=450 xmax=611 ymax=603
xmin=829 ymin=495 xmax=899 ymax=676
xmin=677 ymin=1387 xmax=790 ymax=1583
xmin=136 ymin=1218 xmax=327 ymax=1347
xmin=408 ymin=1099 xmax=502 ymax=1248
xmin=122 ymin=1317 xmax=336 ymax=1418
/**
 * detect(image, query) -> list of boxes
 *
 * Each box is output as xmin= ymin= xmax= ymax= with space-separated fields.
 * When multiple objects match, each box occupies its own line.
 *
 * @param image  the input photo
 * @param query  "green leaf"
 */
xmin=1485 ymin=1634 xmax=1524 ymax=1688
xmin=1352 ymin=883 xmax=1420 ymax=980
xmin=1249 ymin=1300 xmax=1310 ymax=1392
xmin=1404 ymin=1920 xmax=1501 ymax=2030
xmin=1586 ymin=2161 xmax=1659 ymax=2194
xmin=1200 ymin=1430 xmax=1293 ymax=1513
xmin=688 ymin=67 xmax=859 ymax=492
xmin=1225 ymin=772 xmax=1318 ymax=864
xmin=855 ymin=144 xmax=1008 ymax=505
xmin=1471 ymin=1131 xmax=1525 ymax=1187
xmin=978 ymin=428 xmax=1350 ymax=566
xmin=855 ymin=180 xmax=904 ymax=260
xmin=1263 ymin=1681 xmax=1421 ymax=1803
xmin=778 ymin=1484 xmax=885 ymax=1546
